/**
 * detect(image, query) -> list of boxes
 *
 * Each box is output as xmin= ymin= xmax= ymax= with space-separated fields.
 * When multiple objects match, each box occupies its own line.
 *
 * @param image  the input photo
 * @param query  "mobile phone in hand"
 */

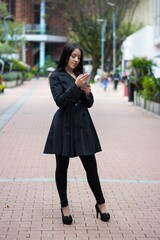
xmin=81 ymin=74 xmax=90 ymax=89
xmin=83 ymin=73 xmax=90 ymax=84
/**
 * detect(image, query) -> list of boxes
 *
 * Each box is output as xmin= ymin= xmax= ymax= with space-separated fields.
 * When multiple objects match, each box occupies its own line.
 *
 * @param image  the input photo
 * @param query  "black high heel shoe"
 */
xmin=61 ymin=208 xmax=73 ymax=225
xmin=95 ymin=203 xmax=110 ymax=222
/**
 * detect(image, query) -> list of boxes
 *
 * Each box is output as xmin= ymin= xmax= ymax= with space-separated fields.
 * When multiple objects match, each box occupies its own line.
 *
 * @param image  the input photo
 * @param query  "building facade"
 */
xmin=154 ymin=0 xmax=160 ymax=47
xmin=122 ymin=0 xmax=160 ymax=77
xmin=131 ymin=0 xmax=154 ymax=26
xmin=5 ymin=0 xmax=68 ymax=68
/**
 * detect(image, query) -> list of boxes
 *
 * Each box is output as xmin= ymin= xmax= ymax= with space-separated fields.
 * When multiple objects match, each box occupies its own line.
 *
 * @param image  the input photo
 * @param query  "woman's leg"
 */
xmin=79 ymin=155 xmax=105 ymax=204
xmin=55 ymin=154 xmax=70 ymax=208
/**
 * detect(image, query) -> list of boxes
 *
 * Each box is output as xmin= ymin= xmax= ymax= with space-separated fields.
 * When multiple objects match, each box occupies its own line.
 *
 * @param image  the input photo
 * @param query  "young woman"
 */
xmin=44 ymin=42 xmax=110 ymax=225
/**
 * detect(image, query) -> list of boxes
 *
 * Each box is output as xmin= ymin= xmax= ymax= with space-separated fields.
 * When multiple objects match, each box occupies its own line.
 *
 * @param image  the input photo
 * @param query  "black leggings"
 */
xmin=55 ymin=154 xmax=105 ymax=207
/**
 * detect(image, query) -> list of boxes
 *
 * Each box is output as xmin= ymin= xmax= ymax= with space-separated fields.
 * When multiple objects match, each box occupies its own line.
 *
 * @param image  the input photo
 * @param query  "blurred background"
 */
xmin=0 ymin=0 xmax=160 ymax=107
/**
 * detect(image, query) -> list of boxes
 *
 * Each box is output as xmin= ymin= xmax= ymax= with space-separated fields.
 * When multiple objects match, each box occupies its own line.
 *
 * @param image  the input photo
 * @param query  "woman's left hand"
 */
xmin=80 ymin=84 xmax=91 ymax=96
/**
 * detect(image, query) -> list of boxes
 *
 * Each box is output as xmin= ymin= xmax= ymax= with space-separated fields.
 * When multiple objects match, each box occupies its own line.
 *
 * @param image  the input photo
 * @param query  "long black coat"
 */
xmin=43 ymin=70 xmax=102 ymax=157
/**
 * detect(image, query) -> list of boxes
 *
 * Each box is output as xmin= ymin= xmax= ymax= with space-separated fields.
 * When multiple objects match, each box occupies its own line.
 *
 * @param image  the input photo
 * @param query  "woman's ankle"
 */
xmin=98 ymin=203 xmax=107 ymax=213
xmin=61 ymin=206 xmax=70 ymax=216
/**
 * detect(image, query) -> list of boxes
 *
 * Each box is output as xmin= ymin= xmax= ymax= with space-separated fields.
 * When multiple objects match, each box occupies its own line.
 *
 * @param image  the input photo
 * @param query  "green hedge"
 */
xmin=128 ymin=57 xmax=160 ymax=103
xmin=3 ymin=71 xmax=23 ymax=81
xmin=11 ymin=59 xmax=29 ymax=72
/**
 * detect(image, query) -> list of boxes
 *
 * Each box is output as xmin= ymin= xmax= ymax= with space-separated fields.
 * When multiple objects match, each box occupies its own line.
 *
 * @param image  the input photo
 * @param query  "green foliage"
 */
xmin=69 ymin=15 xmax=101 ymax=76
xmin=48 ymin=0 xmax=140 ymax=75
xmin=153 ymin=78 xmax=160 ymax=103
xmin=3 ymin=71 xmax=23 ymax=81
xmin=0 ymin=2 xmax=8 ymax=17
xmin=0 ymin=1 xmax=23 ymax=51
xmin=118 ymin=22 xmax=142 ymax=39
xmin=11 ymin=59 xmax=29 ymax=72
xmin=128 ymin=57 xmax=160 ymax=103
xmin=142 ymin=77 xmax=155 ymax=101
xmin=30 ymin=67 xmax=39 ymax=75
xmin=4 ymin=70 xmax=34 ymax=81
xmin=0 ymin=73 xmax=5 ymax=92
xmin=23 ymin=72 xmax=34 ymax=80
xmin=129 ymin=57 xmax=155 ymax=76
xmin=39 ymin=56 xmax=57 ymax=76
xmin=128 ymin=57 xmax=156 ymax=91
xmin=0 ymin=43 xmax=18 ymax=55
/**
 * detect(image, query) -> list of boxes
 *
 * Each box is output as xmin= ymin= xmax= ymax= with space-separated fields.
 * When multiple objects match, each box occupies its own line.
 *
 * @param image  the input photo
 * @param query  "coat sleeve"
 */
xmin=81 ymin=92 xmax=94 ymax=108
xmin=49 ymin=72 xmax=83 ymax=108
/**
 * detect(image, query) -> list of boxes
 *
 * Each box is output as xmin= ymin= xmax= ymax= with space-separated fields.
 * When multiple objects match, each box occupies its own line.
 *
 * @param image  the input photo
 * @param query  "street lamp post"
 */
xmin=107 ymin=2 xmax=117 ymax=73
xmin=98 ymin=19 xmax=106 ymax=71
xmin=12 ymin=25 xmax=26 ymax=63
xmin=21 ymin=23 xmax=26 ymax=63
xmin=2 ymin=15 xmax=13 ymax=44
xmin=13 ymin=28 xmax=20 ymax=49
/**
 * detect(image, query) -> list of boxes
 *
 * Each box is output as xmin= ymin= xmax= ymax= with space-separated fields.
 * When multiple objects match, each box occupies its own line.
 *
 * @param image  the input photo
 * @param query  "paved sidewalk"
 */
xmin=0 ymin=78 xmax=160 ymax=240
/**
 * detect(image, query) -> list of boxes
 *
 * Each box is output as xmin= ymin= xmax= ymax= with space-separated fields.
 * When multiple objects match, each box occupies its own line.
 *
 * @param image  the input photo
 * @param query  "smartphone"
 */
xmin=83 ymin=73 xmax=90 ymax=85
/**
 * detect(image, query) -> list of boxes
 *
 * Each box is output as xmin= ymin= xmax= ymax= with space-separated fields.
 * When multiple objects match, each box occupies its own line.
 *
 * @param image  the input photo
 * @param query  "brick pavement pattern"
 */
xmin=0 ymin=78 xmax=160 ymax=240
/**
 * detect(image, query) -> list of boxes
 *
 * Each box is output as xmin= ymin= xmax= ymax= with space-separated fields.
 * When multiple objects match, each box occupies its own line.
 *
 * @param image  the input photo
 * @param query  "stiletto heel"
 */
xmin=61 ymin=208 xmax=73 ymax=225
xmin=96 ymin=210 xmax=99 ymax=218
xmin=95 ymin=203 xmax=110 ymax=222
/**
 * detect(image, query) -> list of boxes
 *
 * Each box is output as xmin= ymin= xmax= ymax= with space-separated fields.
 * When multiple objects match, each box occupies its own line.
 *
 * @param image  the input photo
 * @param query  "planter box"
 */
xmin=16 ymin=79 xmax=23 ymax=86
xmin=5 ymin=80 xmax=17 ymax=88
xmin=134 ymin=91 xmax=140 ymax=106
xmin=153 ymin=102 xmax=160 ymax=115
xmin=5 ymin=79 xmax=23 ymax=88
xmin=146 ymin=100 xmax=154 ymax=112
xmin=139 ymin=96 xmax=146 ymax=109
xmin=134 ymin=92 xmax=160 ymax=115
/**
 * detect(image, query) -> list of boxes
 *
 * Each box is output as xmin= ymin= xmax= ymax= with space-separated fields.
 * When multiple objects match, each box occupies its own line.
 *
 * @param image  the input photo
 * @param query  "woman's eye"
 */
xmin=71 ymin=55 xmax=81 ymax=59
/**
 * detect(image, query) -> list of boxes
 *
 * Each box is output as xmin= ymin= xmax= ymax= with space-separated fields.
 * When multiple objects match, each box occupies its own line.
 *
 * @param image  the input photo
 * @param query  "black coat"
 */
xmin=43 ymin=70 xmax=102 ymax=157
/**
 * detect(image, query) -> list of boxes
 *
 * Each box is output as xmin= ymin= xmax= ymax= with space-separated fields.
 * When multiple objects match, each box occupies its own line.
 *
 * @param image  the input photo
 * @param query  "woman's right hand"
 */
xmin=75 ymin=73 xmax=90 ymax=87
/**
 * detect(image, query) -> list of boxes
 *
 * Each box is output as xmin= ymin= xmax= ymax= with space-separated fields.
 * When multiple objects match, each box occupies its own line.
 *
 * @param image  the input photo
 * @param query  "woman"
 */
xmin=44 ymin=42 xmax=110 ymax=225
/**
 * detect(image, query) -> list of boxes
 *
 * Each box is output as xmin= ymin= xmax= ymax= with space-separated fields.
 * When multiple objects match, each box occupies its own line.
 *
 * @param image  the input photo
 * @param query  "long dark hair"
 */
xmin=56 ymin=42 xmax=84 ymax=75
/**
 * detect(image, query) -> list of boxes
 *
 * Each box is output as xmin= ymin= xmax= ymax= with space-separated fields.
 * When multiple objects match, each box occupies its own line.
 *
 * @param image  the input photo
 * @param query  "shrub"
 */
xmin=3 ymin=72 xmax=14 ymax=81
xmin=38 ymin=56 xmax=57 ymax=76
xmin=128 ymin=57 xmax=156 ymax=91
xmin=142 ymin=77 xmax=155 ymax=101
xmin=11 ymin=59 xmax=29 ymax=72
xmin=3 ymin=71 xmax=23 ymax=81
xmin=23 ymin=72 xmax=34 ymax=80
xmin=153 ymin=78 xmax=160 ymax=103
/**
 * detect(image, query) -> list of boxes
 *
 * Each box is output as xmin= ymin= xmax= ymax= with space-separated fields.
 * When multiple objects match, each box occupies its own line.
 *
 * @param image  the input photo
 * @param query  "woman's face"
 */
xmin=67 ymin=48 xmax=81 ymax=71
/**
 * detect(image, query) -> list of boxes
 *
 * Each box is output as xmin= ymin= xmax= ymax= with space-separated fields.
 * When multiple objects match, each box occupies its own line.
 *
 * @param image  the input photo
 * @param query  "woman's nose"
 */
xmin=75 ymin=56 xmax=79 ymax=62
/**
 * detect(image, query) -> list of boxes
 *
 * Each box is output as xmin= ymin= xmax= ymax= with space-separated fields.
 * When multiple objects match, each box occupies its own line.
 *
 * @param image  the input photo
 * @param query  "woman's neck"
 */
xmin=65 ymin=67 xmax=73 ymax=73
xmin=65 ymin=68 xmax=76 ymax=79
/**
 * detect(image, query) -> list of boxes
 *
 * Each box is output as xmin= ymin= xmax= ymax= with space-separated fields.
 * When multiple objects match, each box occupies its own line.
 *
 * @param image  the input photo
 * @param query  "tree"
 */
xmin=0 ymin=1 xmax=22 ymax=53
xmin=45 ymin=0 xmax=140 ymax=77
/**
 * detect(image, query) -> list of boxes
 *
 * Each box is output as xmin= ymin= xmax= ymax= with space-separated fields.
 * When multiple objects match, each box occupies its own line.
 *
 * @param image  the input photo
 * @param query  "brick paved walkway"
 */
xmin=0 ymin=78 xmax=160 ymax=240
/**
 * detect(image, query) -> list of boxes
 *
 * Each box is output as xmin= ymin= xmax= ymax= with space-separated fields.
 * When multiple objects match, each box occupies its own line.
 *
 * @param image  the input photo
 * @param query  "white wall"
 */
xmin=122 ymin=26 xmax=160 ymax=77
xmin=122 ymin=26 xmax=160 ymax=60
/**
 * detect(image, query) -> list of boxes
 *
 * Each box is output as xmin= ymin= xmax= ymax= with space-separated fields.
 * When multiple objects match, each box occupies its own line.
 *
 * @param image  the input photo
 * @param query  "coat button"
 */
xmin=75 ymin=103 xmax=78 ymax=106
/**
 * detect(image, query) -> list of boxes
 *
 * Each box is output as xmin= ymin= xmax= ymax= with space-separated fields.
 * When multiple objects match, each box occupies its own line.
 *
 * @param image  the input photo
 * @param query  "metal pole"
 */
xmin=3 ymin=18 xmax=9 ymax=44
xmin=14 ymin=29 xmax=17 ymax=49
xmin=40 ymin=0 xmax=46 ymax=34
xmin=2 ymin=15 xmax=13 ymax=44
xmin=101 ymin=20 xmax=106 ymax=71
xmin=113 ymin=10 xmax=116 ymax=73
xmin=107 ymin=2 xmax=117 ymax=73
xmin=40 ymin=41 xmax=45 ymax=67
xmin=21 ymin=23 xmax=26 ymax=63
